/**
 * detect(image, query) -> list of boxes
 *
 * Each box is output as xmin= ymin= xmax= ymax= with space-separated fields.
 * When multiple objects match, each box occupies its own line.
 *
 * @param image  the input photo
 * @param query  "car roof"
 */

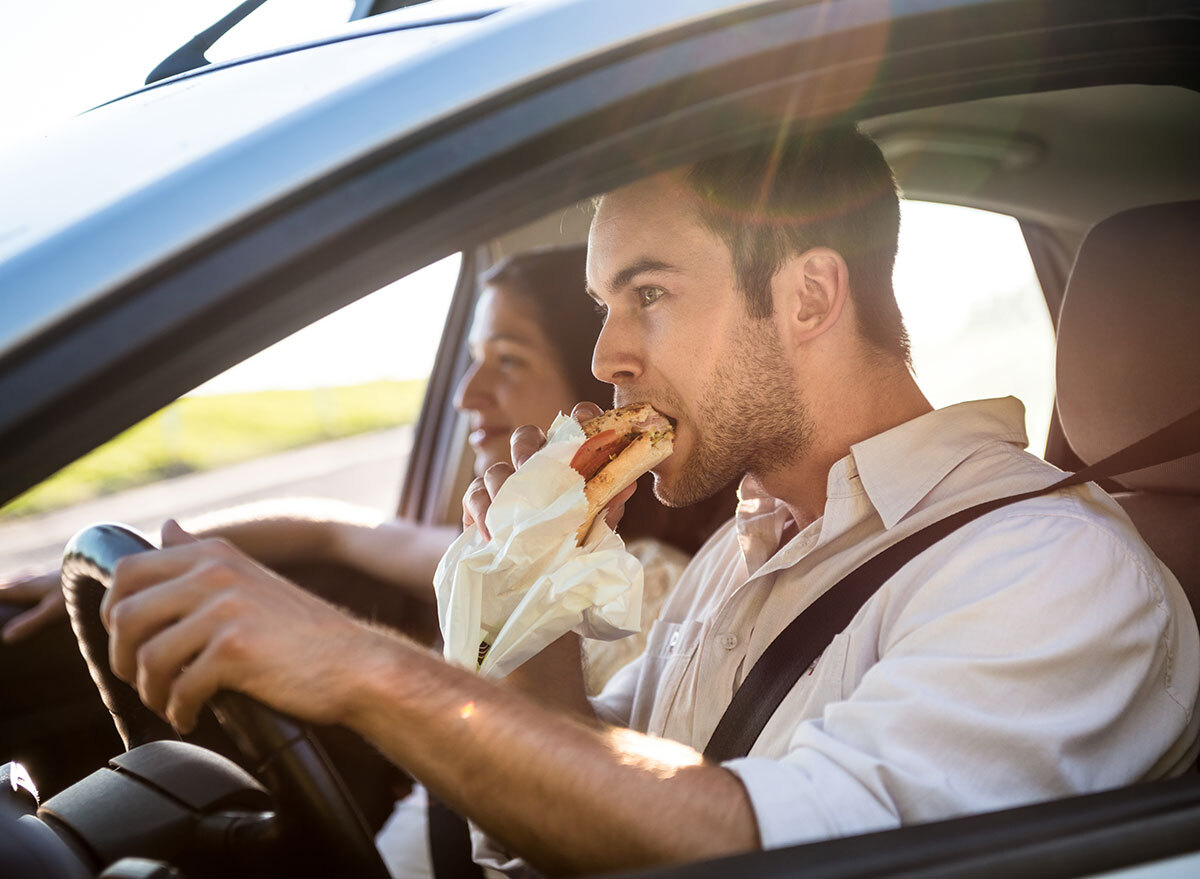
xmin=0 ymin=0 xmax=755 ymax=357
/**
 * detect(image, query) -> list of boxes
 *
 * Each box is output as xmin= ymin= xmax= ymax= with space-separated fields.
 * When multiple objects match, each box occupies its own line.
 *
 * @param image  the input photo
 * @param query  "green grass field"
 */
xmin=0 ymin=380 xmax=427 ymax=519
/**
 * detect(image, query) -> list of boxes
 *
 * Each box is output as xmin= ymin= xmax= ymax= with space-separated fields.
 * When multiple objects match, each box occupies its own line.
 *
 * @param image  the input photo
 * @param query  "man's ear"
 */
xmin=775 ymin=247 xmax=850 ymax=344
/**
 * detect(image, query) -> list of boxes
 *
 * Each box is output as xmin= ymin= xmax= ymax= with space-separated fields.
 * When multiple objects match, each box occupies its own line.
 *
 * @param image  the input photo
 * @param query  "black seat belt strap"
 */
xmin=702 ymin=405 xmax=1200 ymax=762
xmin=428 ymin=790 xmax=487 ymax=879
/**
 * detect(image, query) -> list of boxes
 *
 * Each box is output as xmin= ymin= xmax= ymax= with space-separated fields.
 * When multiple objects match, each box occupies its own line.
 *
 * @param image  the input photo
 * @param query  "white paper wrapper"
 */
xmin=434 ymin=413 xmax=644 ymax=678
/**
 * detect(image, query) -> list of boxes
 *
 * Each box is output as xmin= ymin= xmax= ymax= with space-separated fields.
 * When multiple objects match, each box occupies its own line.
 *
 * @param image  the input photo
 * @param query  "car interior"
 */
xmin=3 ymin=10 xmax=1200 ymax=872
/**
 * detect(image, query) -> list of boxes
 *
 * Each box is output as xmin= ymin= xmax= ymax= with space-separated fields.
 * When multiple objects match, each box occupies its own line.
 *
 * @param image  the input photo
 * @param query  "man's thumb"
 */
xmin=161 ymin=519 xmax=199 ymax=546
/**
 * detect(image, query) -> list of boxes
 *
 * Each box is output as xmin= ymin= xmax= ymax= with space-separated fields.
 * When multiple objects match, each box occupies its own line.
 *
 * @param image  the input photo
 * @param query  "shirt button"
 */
xmin=668 ymin=631 xmax=681 ymax=649
xmin=719 ymin=633 xmax=739 ymax=650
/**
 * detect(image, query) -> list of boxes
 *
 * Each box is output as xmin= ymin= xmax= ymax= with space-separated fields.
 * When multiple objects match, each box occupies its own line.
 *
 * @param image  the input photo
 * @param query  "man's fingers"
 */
xmin=462 ymin=406 xmax=611 ymax=542
xmin=463 ymin=477 xmax=492 ymax=540
xmin=483 ymin=462 xmax=514 ymax=499
xmin=510 ymin=425 xmax=547 ymax=469
xmin=603 ymin=482 xmax=638 ymax=531
xmin=165 ymin=639 xmax=228 ymax=734
xmin=134 ymin=597 xmax=234 ymax=717
xmin=464 ymin=463 xmax=515 ymax=541
xmin=108 ymin=572 xmax=220 ymax=684
xmin=161 ymin=519 xmax=200 ymax=547
xmin=100 ymin=539 xmax=236 ymax=629
xmin=571 ymin=401 xmax=604 ymax=423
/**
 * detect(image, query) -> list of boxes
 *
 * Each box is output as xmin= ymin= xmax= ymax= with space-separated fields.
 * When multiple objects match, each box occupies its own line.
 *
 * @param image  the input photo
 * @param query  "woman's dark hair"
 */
xmin=481 ymin=245 xmax=736 ymax=554
xmin=480 ymin=246 xmax=611 ymax=410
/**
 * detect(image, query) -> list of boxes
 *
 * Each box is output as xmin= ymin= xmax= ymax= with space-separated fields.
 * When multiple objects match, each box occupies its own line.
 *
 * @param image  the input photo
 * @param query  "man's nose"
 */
xmin=592 ymin=314 xmax=643 ymax=387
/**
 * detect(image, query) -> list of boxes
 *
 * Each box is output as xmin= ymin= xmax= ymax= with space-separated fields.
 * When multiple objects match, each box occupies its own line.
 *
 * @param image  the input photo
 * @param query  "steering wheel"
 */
xmin=61 ymin=523 xmax=390 ymax=879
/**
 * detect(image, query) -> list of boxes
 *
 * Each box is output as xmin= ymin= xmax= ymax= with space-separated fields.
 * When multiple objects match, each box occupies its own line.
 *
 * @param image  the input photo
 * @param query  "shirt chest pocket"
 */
xmin=807 ymin=629 xmax=853 ymax=704
xmin=628 ymin=619 xmax=703 ymax=733
xmin=753 ymin=629 xmax=854 ymax=756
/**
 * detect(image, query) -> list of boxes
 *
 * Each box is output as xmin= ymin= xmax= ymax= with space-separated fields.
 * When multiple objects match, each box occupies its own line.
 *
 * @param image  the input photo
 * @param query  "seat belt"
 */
xmin=704 ymin=404 xmax=1200 ymax=762
xmin=429 ymin=405 xmax=1200 ymax=874
xmin=428 ymin=790 xmax=485 ymax=879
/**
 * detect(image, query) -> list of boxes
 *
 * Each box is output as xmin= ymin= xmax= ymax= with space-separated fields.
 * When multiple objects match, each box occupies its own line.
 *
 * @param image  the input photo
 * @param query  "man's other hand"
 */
xmin=0 ymin=569 xmax=67 ymax=643
xmin=461 ymin=403 xmax=635 ymax=541
xmin=101 ymin=519 xmax=384 ymax=734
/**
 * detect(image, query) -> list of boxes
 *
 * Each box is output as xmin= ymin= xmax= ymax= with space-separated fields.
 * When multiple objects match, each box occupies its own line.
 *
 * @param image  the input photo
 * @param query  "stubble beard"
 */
xmin=654 ymin=320 xmax=813 ymax=507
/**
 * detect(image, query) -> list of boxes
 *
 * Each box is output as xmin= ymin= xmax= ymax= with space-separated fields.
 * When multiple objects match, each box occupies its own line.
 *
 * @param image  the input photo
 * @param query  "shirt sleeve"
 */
xmin=723 ymin=508 xmax=1200 ymax=849
xmin=469 ymin=824 xmax=540 ymax=879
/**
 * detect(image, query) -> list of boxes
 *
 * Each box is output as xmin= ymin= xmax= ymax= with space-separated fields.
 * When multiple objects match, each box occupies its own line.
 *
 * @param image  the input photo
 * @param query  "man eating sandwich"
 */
xmin=101 ymin=124 xmax=1199 ymax=877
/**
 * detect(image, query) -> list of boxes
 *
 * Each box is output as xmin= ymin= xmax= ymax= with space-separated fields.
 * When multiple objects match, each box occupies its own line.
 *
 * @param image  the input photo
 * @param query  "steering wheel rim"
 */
xmin=61 ymin=522 xmax=390 ymax=879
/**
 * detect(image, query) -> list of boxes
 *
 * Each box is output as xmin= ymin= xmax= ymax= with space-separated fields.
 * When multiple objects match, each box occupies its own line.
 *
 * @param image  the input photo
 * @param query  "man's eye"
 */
xmin=592 ymin=300 xmax=609 ymax=317
xmin=498 ymin=354 xmax=526 ymax=369
xmin=638 ymin=286 xmax=665 ymax=307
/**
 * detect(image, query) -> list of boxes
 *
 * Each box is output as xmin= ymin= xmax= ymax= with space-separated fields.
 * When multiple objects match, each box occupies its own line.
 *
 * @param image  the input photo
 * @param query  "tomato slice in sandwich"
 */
xmin=570 ymin=429 xmax=635 ymax=481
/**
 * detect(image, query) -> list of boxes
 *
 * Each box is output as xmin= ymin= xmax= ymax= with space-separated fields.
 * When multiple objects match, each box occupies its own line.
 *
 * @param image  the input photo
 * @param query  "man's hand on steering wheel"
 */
xmin=102 ymin=519 xmax=388 ymax=735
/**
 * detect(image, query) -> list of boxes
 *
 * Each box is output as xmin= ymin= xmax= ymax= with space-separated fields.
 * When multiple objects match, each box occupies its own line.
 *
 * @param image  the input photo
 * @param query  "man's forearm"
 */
xmin=501 ymin=632 xmax=596 ymax=721
xmin=343 ymin=634 xmax=760 ymax=876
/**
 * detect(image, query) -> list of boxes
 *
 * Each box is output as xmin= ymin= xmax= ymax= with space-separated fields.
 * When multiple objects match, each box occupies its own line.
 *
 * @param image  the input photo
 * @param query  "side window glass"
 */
xmin=895 ymin=200 xmax=1055 ymax=455
xmin=0 ymin=254 xmax=460 ymax=577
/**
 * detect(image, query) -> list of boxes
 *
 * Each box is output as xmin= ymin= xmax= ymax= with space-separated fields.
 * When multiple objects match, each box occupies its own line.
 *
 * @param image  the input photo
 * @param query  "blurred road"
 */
xmin=0 ymin=427 xmax=411 ymax=577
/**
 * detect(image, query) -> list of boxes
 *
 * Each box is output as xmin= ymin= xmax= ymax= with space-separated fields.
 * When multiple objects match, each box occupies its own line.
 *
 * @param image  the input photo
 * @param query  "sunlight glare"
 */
xmin=607 ymin=728 xmax=704 ymax=780
xmin=894 ymin=200 xmax=1055 ymax=453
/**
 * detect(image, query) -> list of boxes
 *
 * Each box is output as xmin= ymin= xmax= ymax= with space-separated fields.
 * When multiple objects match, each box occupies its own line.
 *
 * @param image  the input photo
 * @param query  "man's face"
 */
xmin=587 ymin=174 xmax=812 ymax=505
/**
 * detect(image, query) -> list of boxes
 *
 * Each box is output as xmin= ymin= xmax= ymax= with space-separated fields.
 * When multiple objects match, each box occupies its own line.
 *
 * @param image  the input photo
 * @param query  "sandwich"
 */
xmin=569 ymin=403 xmax=675 ymax=543
xmin=469 ymin=403 xmax=674 ymax=669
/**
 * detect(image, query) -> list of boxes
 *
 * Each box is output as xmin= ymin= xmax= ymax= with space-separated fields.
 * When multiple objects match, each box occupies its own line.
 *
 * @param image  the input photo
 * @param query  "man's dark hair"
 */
xmin=685 ymin=125 xmax=910 ymax=365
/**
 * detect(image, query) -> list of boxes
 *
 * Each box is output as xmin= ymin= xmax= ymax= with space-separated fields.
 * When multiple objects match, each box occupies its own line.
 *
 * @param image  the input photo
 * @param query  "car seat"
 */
xmin=1055 ymin=199 xmax=1200 ymax=621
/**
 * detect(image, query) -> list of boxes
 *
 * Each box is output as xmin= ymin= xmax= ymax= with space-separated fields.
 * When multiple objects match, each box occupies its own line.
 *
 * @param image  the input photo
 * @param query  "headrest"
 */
xmin=1056 ymin=200 xmax=1200 ymax=493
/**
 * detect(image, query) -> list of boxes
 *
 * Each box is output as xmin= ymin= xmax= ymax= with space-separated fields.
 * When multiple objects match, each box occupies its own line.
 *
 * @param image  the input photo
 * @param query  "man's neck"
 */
xmin=757 ymin=364 xmax=932 ymax=531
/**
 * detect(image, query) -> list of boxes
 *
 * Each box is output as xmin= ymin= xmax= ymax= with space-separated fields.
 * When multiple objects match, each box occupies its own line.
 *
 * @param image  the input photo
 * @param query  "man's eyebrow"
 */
xmin=606 ymin=258 xmax=680 ymax=293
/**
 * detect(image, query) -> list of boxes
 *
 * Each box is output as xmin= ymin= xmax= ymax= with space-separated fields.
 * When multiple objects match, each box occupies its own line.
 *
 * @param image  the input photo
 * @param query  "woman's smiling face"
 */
xmin=454 ymin=285 xmax=579 ymax=476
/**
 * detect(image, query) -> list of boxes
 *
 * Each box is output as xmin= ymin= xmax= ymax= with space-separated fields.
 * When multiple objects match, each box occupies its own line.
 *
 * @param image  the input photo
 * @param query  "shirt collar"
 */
xmin=850 ymin=396 xmax=1029 ymax=529
xmin=733 ymin=397 xmax=1029 ymax=569
xmin=735 ymin=474 xmax=794 ymax=575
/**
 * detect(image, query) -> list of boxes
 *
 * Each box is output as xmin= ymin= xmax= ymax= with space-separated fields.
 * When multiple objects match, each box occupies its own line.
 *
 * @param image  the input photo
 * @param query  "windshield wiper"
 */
xmin=145 ymin=0 xmax=271 ymax=85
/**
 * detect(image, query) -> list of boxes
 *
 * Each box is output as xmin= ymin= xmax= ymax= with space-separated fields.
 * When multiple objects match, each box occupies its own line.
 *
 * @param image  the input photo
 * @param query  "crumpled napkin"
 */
xmin=433 ymin=413 xmax=644 ymax=678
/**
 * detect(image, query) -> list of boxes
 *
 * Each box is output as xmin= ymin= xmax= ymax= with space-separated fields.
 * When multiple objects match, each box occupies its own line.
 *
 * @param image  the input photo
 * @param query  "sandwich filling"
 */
xmin=569 ymin=404 xmax=674 ymax=483
xmin=570 ymin=429 xmax=635 ymax=481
